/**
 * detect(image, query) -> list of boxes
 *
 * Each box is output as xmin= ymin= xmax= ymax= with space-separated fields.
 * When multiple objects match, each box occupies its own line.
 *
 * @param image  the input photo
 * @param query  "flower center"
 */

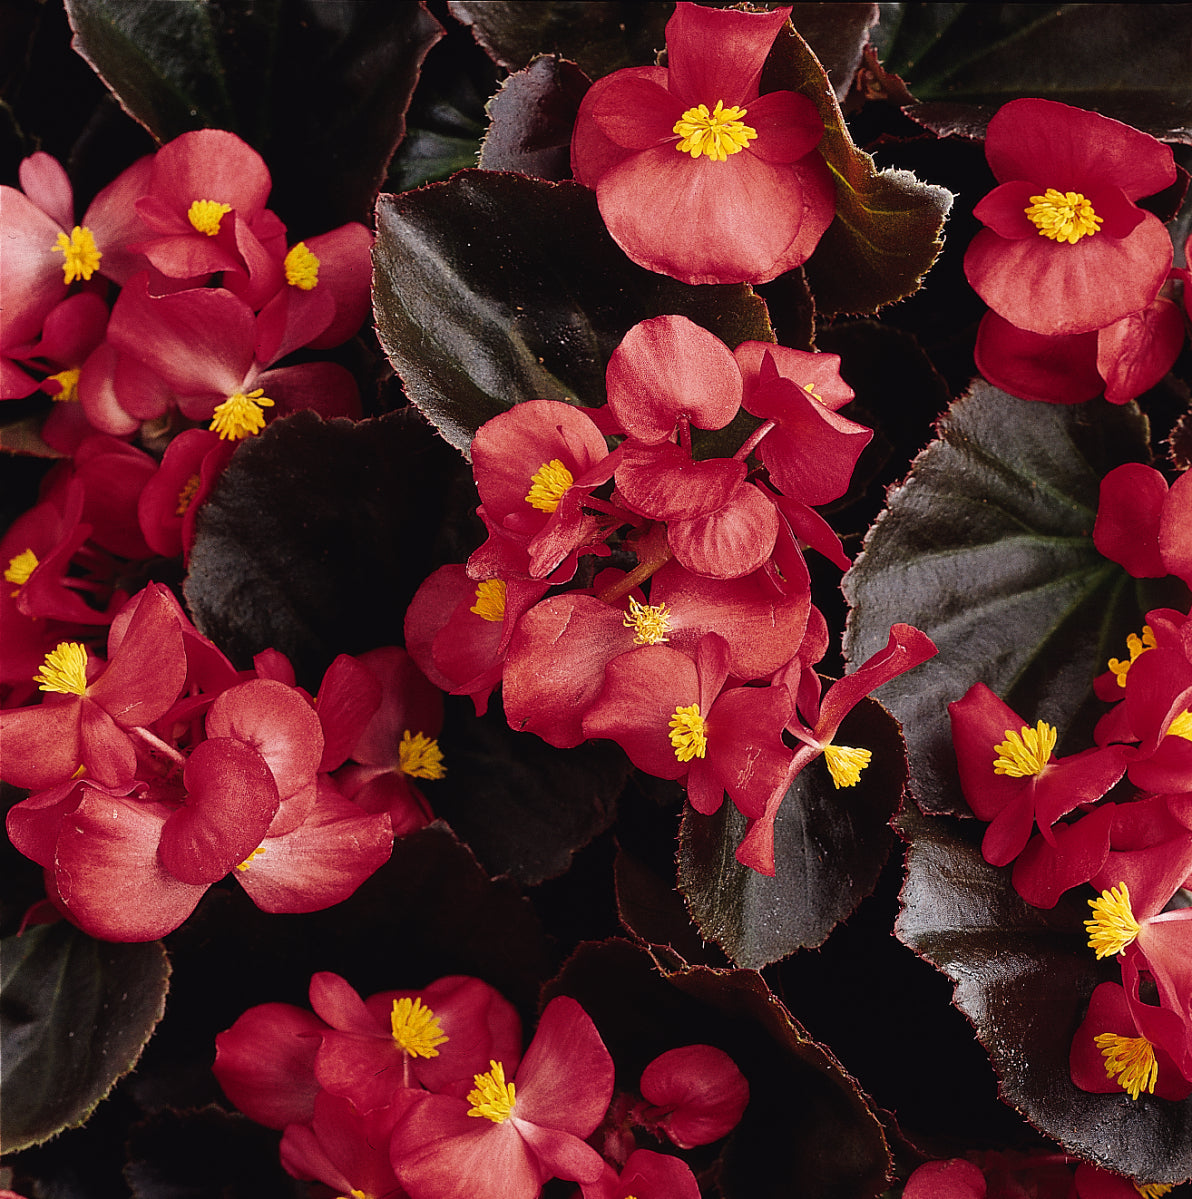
xmin=471 ymin=579 xmax=507 ymax=622
xmin=467 ymin=1060 xmax=516 ymax=1123
xmin=1108 ymin=625 xmax=1156 ymax=687
xmin=669 ymin=703 xmax=707 ymax=763
xmin=673 ymin=100 xmax=757 ymax=162
xmin=1094 ymin=1031 xmax=1158 ymax=1100
xmin=46 ymin=367 xmax=81 ymax=403
xmin=822 ymin=743 xmax=872 ymax=789
xmin=992 ymin=721 xmax=1056 ymax=777
xmin=235 ymin=846 xmax=267 ymax=872
xmin=1024 ymin=188 xmax=1102 ymax=244
xmin=389 ymin=996 xmax=449 ymax=1057
xmin=525 ymin=459 xmax=574 ymax=513
xmin=209 ymin=389 xmax=275 ymax=441
xmin=398 ymin=730 xmax=446 ymax=780
xmin=5 ymin=548 xmax=39 ymax=593
xmin=176 ymin=474 xmax=202 ymax=517
xmin=1135 ymin=1185 xmax=1174 ymax=1199
xmin=35 ymin=641 xmax=89 ymax=696
xmin=187 ymin=199 xmax=232 ymax=236
xmin=284 ymin=241 xmax=321 ymax=290
xmin=51 ymin=225 xmax=102 ymax=284
xmin=1085 ymin=882 xmax=1141 ymax=958
xmin=623 ymin=596 xmax=672 ymax=645
xmin=1167 ymin=709 xmax=1192 ymax=743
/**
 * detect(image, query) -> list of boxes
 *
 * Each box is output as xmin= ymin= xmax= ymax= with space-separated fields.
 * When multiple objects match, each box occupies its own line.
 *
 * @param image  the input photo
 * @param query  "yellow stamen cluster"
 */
xmin=1024 ymin=188 xmax=1102 ymax=243
xmin=822 ymin=743 xmax=872 ymax=789
xmin=992 ymin=721 xmax=1056 ymax=777
xmin=47 ymin=367 xmax=81 ymax=403
xmin=623 ymin=596 xmax=672 ymax=645
xmin=284 ymin=241 xmax=321 ymax=290
xmin=1108 ymin=625 xmax=1156 ymax=687
xmin=176 ymin=474 xmax=202 ymax=517
xmin=51 ymin=225 xmax=102 ymax=283
xmin=335 ymin=1190 xmax=369 ymax=1199
xmin=467 ymin=1060 xmax=516 ymax=1123
xmin=471 ymin=579 xmax=507 ymax=623
xmin=209 ymin=389 xmax=275 ymax=441
xmin=669 ymin=703 xmax=707 ymax=763
xmin=1085 ymin=883 xmax=1141 ymax=959
xmin=235 ymin=846 xmax=267 ymax=872
xmin=5 ymin=548 xmax=39 ymax=592
xmin=803 ymin=381 xmax=825 ymax=404
xmin=187 ymin=199 xmax=232 ymax=236
xmin=1135 ymin=1183 xmax=1174 ymax=1199
xmin=673 ymin=100 xmax=757 ymax=162
xmin=1167 ymin=709 xmax=1192 ymax=744
xmin=389 ymin=996 xmax=449 ymax=1058
xmin=398 ymin=730 xmax=446 ymax=780
xmin=1094 ymin=1031 xmax=1159 ymax=1100
xmin=35 ymin=641 xmax=89 ymax=695
xmin=525 ymin=459 xmax=574 ymax=513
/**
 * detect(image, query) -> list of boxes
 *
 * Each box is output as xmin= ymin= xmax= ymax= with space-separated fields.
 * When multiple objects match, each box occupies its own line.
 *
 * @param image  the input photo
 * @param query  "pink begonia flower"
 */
xmin=964 ymin=98 xmax=1177 ymax=336
xmin=635 ymin=1044 xmax=749 ymax=1148
xmin=388 ymin=996 xmax=614 ymax=1199
xmin=571 ymin=3 xmax=834 ymax=285
xmin=136 ymin=428 xmax=235 ymax=561
xmin=213 ymin=1000 xmax=328 ymax=1129
xmin=581 ymin=1149 xmax=701 ymax=1199
xmin=948 ymin=682 xmax=1125 ymax=868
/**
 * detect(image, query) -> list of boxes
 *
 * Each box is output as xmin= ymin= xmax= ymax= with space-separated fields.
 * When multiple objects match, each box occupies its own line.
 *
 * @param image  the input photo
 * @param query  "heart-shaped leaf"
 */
xmin=896 ymin=807 xmax=1192 ymax=1182
xmin=843 ymin=383 xmax=1165 ymax=818
xmin=677 ymin=695 xmax=907 ymax=968
xmin=1 ymin=922 xmax=169 ymax=1153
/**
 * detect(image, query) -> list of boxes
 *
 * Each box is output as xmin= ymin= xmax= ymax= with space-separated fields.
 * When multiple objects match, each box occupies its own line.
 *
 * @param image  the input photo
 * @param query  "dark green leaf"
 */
xmin=547 ymin=939 xmax=891 ymax=1199
xmin=896 ymin=808 xmax=1192 ymax=1182
xmin=677 ymin=696 xmax=907 ymax=969
xmin=0 ymin=923 xmax=169 ymax=1153
xmin=762 ymin=23 xmax=953 ymax=316
xmin=843 ymin=383 xmax=1164 ymax=817
xmin=184 ymin=410 xmax=458 ymax=687
xmin=876 ymin=3 xmax=1192 ymax=143
xmin=373 ymin=171 xmax=777 ymax=455
xmin=63 ymin=0 xmax=444 ymax=229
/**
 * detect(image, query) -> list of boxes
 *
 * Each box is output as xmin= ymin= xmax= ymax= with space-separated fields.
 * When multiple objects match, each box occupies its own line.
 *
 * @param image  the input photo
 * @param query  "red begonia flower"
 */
xmin=1093 ymin=463 xmax=1169 ymax=578
xmin=974 ymin=310 xmax=1102 ymax=405
xmin=903 ymin=1159 xmax=988 ymax=1199
xmin=388 ymin=996 xmax=613 ymax=1199
xmin=1009 ymin=802 xmax=1118 ymax=909
xmin=581 ymin=1149 xmax=701 ymax=1199
xmin=571 ymin=3 xmax=833 ymax=285
xmin=964 ymin=99 xmax=1176 ymax=335
xmin=1159 ymin=468 xmax=1192 ymax=587
xmin=635 ymin=1044 xmax=749 ymax=1148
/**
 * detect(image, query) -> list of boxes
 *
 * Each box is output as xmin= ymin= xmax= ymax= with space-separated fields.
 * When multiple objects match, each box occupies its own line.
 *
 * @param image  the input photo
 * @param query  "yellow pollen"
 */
xmin=1024 ymin=188 xmax=1102 ymax=244
xmin=525 ymin=459 xmax=574 ymax=513
xmin=1135 ymin=1184 xmax=1174 ymax=1199
xmin=389 ymin=995 xmax=449 ymax=1057
xmin=187 ymin=199 xmax=232 ymax=236
xmin=336 ymin=1191 xmax=369 ymax=1199
xmin=1094 ymin=1031 xmax=1159 ymax=1100
xmin=5 ymin=548 xmax=39 ymax=593
xmin=209 ymin=388 xmax=274 ymax=441
xmin=822 ymin=743 xmax=872 ymax=789
xmin=669 ymin=703 xmax=707 ymax=763
xmin=175 ymin=474 xmax=202 ymax=517
xmin=235 ymin=846 xmax=266 ymax=872
xmin=51 ymin=225 xmax=102 ymax=283
xmin=673 ymin=100 xmax=757 ymax=162
xmin=284 ymin=241 xmax=321 ymax=290
xmin=1166 ymin=709 xmax=1192 ymax=743
xmin=803 ymin=382 xmax=825 ymax=403
xmin=623 ymin=596 xmax=672 ymax=645
xmin=35 ymin=641 xmax=89 ymax=696
xmin=1085 ymin=883 xmax=1141 ymax=958
xmin=1109 ymin=626 xmax=1156 ymax=687
xmin=471 ymin=579 xmax=507 ymax=622
xmin=398 ymin=730 xmax=446 ymax=780
xmin=992 ymin=721 xmax=1056 ymax=777
xmin=46 ymin=367 xmax=81 ymax=403
xmin=467 ymin=1060 xmax=516 ymax=1123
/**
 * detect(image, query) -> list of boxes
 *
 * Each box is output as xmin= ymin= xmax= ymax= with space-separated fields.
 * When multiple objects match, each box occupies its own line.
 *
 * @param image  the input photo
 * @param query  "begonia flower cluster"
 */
xmin=967 ymin=99 xmax=1189 ymax=406
xmin=2 ymin=582 xmax=446 ymax=940
xmin=213 ymin=971 xmax=748 ymax=1199
xmin=948 ymin=461 xmax=1192 ymax=1109
xmin=1 ymin=129 xmax=371 ymax=453
xmin=406 ymin=313 xmax=936 ymax=876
